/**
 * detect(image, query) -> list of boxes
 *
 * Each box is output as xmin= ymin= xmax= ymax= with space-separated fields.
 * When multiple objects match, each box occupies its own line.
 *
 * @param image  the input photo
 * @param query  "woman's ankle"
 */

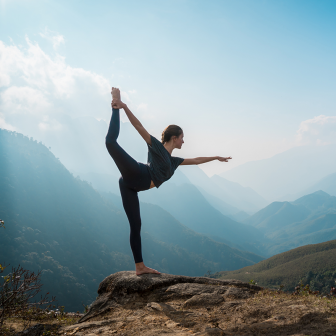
xmin=135 ymin=262 xmax=144 ymax=269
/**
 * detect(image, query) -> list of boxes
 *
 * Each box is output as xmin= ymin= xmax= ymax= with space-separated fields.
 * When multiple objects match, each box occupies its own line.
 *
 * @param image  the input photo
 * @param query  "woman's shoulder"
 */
xmin=148 ymin=135 xmax=163 ymax=148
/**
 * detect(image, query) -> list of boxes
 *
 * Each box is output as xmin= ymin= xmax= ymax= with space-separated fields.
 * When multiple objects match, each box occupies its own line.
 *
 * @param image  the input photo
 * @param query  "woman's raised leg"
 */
xmin=105 ymin=108 xmax=141 ymax=181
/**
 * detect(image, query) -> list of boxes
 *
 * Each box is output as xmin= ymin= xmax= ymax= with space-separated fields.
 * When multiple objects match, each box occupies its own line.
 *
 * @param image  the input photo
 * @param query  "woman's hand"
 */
xmin=111 ymin=99 xmax=126 ymax=109
xmin=181 ymin=156 xmax=232 ymax=165
xmin=217 ymin=156 xmax=232 ymax=162
xmin=111 ymin=87 xmax=126 ymax=109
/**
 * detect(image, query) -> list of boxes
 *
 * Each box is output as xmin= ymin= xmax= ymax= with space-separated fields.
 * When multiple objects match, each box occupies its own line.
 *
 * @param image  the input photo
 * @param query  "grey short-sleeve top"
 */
xmin=147 ymin=135 xmax=184 ymax=188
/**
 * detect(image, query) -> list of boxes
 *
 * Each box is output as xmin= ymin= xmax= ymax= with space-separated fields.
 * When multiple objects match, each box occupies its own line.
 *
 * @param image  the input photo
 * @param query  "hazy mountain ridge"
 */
xmin=138 ymin=181 xmax=267 ymax=255
xmin=244 ymin=191 xmax=336 ymax=255
xmin=220 ymin=144 xmax=336 ymax=201
xmin=179 ymin=165 xmax=267 ymax=214
xmin=279 ymin=172 xmax=336 ymax=201
xmin=210 ymin=174 xmax=267 ymax=212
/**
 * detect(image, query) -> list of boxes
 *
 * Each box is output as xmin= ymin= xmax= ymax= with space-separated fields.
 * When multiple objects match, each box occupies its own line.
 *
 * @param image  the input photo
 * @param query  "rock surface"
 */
xmin=13 ymin=271 xmax=336 ymax=335
xmin=79 ymin=271 xmax=260 ymax=323
xmin=55 ymin=271 xmax=259 ymax=335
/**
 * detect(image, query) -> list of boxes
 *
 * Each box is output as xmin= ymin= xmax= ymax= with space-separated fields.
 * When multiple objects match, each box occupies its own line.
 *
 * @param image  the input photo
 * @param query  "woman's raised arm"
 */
xmin=180 ymin=156 xmax=232 ymax=165
xmin=111 ymin=89 xmax=151 ymax=146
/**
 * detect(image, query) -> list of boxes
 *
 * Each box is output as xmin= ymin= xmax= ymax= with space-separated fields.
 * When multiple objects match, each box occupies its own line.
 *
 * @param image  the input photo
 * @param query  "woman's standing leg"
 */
xmin=119 ymin=178 xmax=143 ymax=263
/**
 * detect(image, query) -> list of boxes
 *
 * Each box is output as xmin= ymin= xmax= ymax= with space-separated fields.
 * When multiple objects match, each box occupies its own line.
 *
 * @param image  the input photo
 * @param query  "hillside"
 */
xmin=214 ymin=240 xmax=336 ymax=293
xmin=0 ymin=129 xmax=263 ymax=311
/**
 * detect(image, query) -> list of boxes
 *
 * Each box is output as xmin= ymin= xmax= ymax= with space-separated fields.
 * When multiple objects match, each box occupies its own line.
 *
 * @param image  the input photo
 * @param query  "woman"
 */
xmin=106 ymin=87 xmax=232 ymax=275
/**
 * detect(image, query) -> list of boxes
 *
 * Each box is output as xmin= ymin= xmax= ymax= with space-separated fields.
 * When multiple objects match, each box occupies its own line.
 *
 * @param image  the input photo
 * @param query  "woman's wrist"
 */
xmin=111 ymin=100 xmax=127 ymax=109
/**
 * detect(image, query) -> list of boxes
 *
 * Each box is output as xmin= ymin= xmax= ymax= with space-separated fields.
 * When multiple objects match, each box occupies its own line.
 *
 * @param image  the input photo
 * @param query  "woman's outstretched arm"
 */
xmin=180 ymin=156 xmax=232 ymax=165
xmin=111 ymin=88 xmax=152 ymax=145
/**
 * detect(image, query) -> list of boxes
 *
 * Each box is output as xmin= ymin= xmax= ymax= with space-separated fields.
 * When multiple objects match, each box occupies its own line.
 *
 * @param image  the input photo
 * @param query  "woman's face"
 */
xmin=174 ymin=133 xmax=184 ymax=149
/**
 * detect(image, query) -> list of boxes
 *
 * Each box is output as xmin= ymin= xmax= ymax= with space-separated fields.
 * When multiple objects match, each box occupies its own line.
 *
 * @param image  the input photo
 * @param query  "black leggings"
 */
xmin=105 ymin=108 xmax=151 ymax=263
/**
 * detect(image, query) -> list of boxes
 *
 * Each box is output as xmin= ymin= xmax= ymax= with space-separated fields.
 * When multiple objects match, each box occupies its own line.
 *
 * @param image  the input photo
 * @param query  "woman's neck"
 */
xmin=163 ymin=142 xmax=174 ymax=155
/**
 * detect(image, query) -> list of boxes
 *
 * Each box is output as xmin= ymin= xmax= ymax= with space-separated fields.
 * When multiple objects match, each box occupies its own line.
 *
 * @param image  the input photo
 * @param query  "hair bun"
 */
xmin=161 ymin=125 xmax=183 ymax=144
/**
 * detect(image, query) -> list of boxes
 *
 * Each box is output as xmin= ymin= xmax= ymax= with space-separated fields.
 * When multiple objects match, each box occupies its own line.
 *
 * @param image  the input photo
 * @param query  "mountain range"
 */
xmin=0 ymin=129 xmax=263 ymax=311
xmin=2 ymin=123 xmax=336 ymax=311
xmin=244 ymin=191 xmax=336 ymax=255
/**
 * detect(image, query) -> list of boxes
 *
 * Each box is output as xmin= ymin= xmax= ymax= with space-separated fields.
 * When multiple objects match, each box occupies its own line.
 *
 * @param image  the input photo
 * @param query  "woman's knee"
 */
xmin=105 ymin=138 xmax=117 ymax=150
xmin=119 ymin=176 xmax=126 ymax=190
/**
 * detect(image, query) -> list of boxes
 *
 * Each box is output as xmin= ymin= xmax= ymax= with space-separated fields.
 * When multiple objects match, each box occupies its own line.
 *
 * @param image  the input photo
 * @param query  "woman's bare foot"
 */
xmin=135 ymin=262 xmax=161 ymax=276
xmin=111 ymin=87 xmax=121 ymax=100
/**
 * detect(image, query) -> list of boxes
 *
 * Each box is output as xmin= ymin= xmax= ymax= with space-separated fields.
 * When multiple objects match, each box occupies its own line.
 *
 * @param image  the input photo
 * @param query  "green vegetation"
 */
xmin=298 ymin=270 xmax=336 ymax=295
xmin=213 ymin=240 xmax=336 ymax=293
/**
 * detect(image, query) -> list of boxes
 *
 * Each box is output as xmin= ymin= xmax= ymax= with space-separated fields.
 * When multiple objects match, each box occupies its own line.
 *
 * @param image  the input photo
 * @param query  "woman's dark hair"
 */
xmin=161 ymin=125 xmax=183 ymax=144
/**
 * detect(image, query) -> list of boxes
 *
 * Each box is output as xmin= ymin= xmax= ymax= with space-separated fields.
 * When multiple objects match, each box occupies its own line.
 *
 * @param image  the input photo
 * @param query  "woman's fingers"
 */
xmin=218 ymin=156 xmax=232 ymax=162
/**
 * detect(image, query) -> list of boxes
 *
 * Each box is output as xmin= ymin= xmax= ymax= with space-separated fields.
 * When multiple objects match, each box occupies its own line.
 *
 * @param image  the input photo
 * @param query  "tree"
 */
xmin=0 ymin=265 xmax=56 ymax=326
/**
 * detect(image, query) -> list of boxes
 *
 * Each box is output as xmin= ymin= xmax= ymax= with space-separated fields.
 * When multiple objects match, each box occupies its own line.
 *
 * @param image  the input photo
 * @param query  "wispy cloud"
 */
xmin=297 ymin=115 xmax=336 ymax=145
xmin=39 ymin=28 xmax=65 ymax=50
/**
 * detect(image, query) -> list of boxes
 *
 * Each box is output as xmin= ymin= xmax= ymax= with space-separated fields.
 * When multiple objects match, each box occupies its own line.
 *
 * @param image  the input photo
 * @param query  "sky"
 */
xmin=1 ymin=0 xmax=336 ymax=176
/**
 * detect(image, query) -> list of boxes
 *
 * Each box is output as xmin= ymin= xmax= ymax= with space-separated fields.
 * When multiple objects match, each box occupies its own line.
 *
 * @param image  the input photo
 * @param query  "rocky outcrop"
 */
xmin=16 ymin=271 xmax=336 ymax=335
xmin=52 ymin=271 xmax=261 ymax=335
xmin=79 ymin=271 xmax=261 ymax=323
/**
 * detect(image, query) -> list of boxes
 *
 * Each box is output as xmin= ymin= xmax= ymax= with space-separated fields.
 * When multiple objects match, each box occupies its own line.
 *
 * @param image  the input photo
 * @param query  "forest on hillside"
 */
xmin=215 ymin=240 xmax=336 ymax=294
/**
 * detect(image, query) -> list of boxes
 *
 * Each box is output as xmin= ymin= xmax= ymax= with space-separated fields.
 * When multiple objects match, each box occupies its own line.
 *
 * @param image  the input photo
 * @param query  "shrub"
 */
xmin=0 ymin=264 xmax=56 ymax=327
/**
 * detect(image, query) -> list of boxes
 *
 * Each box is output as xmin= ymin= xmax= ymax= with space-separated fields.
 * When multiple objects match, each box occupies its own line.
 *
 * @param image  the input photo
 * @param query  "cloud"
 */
xmin=0 ymin=36 xmax=111 ymax=134
xmin=38 ymin=116 xmax=63 ymax=131
xmin=136 ymin=103 xmax=154 ymax=120
xmin=0 ymin=116 xmax=16 ymax=131
xmin=137 ymin=103 xmax=148 ymax=111
xmin=297 ymin=115 xmax=336 ymax=145
xmin=2 ymin=86 xmax=51 ymax=114
xmin=39 ymin=28 xmax=65 ymax=50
